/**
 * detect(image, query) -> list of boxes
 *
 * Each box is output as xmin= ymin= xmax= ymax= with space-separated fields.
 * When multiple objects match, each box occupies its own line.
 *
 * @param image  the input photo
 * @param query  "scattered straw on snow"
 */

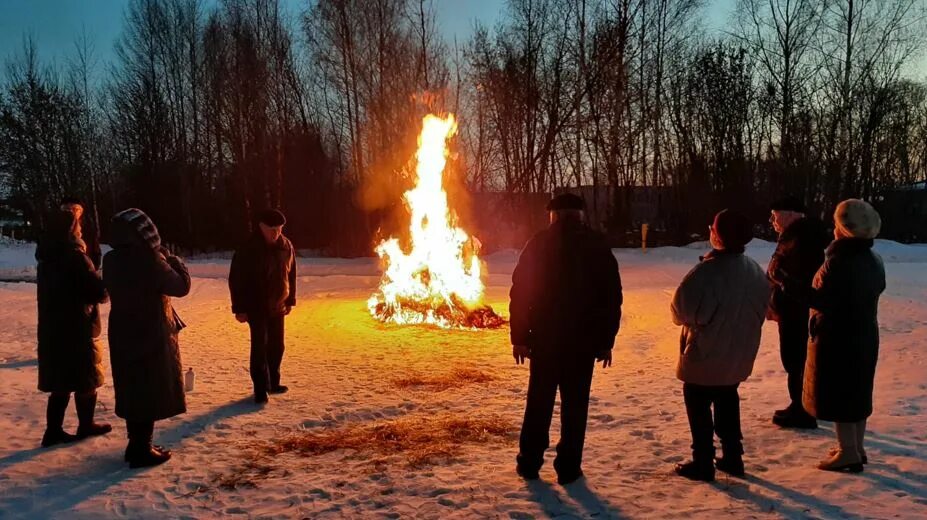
xmin=391 ymin=367 xmax=496 ymax=391
xmin=264 ymin=413 xmax=517 ymax=468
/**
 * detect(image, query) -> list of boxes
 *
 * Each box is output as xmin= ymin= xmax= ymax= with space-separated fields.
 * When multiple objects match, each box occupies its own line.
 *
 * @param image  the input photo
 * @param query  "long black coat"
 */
xmin=767 ymin=217 xmax=829 ymax=321
xmin=104 ymin=222 xmax=191 ymax=422
xmin=509 ymin=219 xmax=623 ymax=359
xmin=799 ymin=238 xmax=885 ymax=422
xmin=229 ymin=233 xmax=296 ymax=317
xmin=36 ymin=239 xmax=107 ymax=393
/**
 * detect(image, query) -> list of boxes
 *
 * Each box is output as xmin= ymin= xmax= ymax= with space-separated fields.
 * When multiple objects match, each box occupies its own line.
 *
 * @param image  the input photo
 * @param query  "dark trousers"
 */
xmin=778 ymin=310 xmax=810 ymax=412
xmin=126 ymin=420 xmax=154 ymax=450
xmin=248 ymin=314 xmax=285 ymax=395
xmin=517 ymin=354 xmax=596 ymax=475
xmin=46 ymin=390 xmax=97 ymax=431
xmin=683 ymin=383 xmax=743 ymax=463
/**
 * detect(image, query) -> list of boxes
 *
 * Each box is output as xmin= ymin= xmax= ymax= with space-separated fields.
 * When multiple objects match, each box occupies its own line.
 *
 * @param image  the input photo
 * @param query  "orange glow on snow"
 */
xmin=368 ymin=114 xmax=502 ymax=329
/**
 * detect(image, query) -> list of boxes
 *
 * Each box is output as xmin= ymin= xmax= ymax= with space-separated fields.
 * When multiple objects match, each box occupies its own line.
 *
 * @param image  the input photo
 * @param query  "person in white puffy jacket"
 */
xmin=670 ymin=209 xmax=771 ymax=482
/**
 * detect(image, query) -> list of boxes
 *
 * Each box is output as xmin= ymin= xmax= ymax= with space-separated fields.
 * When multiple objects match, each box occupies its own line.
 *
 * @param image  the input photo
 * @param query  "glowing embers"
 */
xmin=368 ymin=114 xmax=503 ymax=329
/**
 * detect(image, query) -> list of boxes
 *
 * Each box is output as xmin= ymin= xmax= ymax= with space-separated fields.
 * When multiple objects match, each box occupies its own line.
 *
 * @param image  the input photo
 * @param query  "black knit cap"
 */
xmin=547 ymin=193 xmax=586 ymax=211
xmin=712 ymin=209 xmax=753 ymax=249
xmin=258 ymin=209 xmax=286 ymax=227
xmin=770 ymin=195 xmax=806 ymax=213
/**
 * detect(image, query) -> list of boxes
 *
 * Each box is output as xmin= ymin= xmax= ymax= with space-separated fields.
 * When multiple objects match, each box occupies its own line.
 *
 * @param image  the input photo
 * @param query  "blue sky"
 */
xmin=0 ymin=0 xmax=740 ymax=74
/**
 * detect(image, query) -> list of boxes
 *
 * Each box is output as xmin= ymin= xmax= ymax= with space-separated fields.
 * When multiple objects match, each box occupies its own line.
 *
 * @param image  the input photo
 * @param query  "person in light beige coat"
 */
xmin=670 ymin=209 xmax=771 ymax=482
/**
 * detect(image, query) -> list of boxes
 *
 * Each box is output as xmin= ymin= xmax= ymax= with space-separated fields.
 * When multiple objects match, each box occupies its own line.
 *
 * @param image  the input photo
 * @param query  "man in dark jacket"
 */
xmin=229 ymin=209 xmax=297 ymax=404
xmin=510 ymin=193 xmax=622 ymax=485
xmin=767 ymin=196 xmax=829 ymax=429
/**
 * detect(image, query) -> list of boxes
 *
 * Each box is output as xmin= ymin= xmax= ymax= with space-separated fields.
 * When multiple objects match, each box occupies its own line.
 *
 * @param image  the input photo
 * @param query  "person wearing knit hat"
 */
xmin=671 ymin=209 xmax=771 ymax=482
xmin=711 ymin=209 xmax=754 ymax=251
xmin=780 ymin=199 xmax=886 ymax=473
xmin=103 ymin=208 xmax=191 ymax=468
xmin=229 ymin=209 xmax=297 ymax=404
xmin=766 ymin=196 xmax=829 ymax=430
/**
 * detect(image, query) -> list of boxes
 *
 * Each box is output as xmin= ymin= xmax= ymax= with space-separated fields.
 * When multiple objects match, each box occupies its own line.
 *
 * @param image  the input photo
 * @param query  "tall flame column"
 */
xmin=368 ymin=114 xmax=503 ymax=329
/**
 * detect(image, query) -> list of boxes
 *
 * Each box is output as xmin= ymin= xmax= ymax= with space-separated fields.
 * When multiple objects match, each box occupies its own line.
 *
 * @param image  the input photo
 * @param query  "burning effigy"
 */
xmin=367 ymin=114 xmax=504 ymax=329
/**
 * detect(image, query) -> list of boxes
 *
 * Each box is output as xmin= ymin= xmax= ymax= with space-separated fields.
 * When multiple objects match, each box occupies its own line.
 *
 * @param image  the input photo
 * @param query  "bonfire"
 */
xmin=368 ymin=114 xmax=504 ymax=329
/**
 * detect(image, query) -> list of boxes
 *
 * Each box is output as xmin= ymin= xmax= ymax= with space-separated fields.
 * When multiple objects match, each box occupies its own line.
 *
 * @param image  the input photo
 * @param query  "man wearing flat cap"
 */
xmin=509 ymin=192 xmax=623 ymax=485
xmin=767 ymin=196 xmax=829 ymax=429
xmin=229 ymin=209 xmax=297 ymax=404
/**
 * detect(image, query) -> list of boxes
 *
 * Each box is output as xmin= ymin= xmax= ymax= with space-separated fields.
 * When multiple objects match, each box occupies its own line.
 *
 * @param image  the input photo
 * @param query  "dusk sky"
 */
xmin=0 ymin=0 xmax=739 ymax=77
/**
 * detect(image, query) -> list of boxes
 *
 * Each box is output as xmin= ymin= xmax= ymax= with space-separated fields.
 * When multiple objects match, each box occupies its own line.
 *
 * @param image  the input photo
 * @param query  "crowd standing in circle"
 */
xmin=35 ymin=194 xmax=885 ymax=480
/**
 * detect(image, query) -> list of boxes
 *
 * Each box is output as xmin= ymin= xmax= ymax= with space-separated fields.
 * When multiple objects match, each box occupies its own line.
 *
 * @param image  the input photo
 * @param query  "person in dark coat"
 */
xmin=670 ymin=210 xmax=771 ymax=482
xmin=229 ymin=209 xmax=296 ymax=404
xmin=767 ymin=196 xmax=829 ymax=429
xmin=510 ymin=193 xmax=622 ymax=485
xmin=779 ymin=199 xmax=885 ymax=473
xmin=36 ymin=209 xmax=111 ymax=447
xmin=104 ymin=208 xmax=191 ymax=468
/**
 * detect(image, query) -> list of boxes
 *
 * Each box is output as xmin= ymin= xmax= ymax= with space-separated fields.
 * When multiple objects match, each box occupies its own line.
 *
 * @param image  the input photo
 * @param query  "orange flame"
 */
xmin=368 ymin=114 xmax=503 ymax=329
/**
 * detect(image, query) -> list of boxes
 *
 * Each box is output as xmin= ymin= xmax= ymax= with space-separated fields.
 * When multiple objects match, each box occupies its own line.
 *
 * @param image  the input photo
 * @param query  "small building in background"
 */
xmin=553 ymin=185 xmax=675 ymax=246
xmin=876 ymin=181 xmax=927 ymax=242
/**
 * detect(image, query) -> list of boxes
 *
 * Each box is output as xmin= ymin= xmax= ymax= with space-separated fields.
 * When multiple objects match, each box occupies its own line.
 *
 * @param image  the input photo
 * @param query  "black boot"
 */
xmin=127 ymin=445 xmax=172 ymax=469
xmin=717 ymin=440 xmax=746 ymax=478
xmin=124 ymin=445 xmax=171 ymax=462
xmin=42 ymin=429 xmax=79 ymax=448
xmin=42 ymin=393 xmax=78 ymax=448
xmin=75 ymin=391 xmax=112 ymax=439
xmin=716 ymin=456 xmax=745 ymax=478
xmin=515 ymin=464 xmax=540 ymax=480
xmin=556 ymin=468 xmax=584 ymax=485
xmin=675 ymin=460 xmax=715 ymax=482
xmin=125 ymin=421 xmax=171 ymax=469
xmin=772 ymin=409 xmax=818 ymax=429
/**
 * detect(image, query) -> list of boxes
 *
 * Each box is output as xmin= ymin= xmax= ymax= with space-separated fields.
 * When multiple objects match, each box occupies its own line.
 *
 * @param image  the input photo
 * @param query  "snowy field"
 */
xmin=0 ymin=239 xmax=926 ymax=519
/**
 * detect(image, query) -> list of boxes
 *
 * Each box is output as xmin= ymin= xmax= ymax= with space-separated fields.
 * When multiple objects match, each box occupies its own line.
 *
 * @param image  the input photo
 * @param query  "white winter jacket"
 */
xmin=671 ymin=250 xmax=771 ymax=386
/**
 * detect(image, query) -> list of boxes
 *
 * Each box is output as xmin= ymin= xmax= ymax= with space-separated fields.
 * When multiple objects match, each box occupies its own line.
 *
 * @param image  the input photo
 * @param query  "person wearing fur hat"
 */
xmin=671 ymin=210 xmax=771 ymax=482
xmin=767 ymin=196 xmax=829 ymax=429
xmin=776 ymin=199 xmax=886 ymax=473
xmin=510 ymin=193 xmax=622 ymax=485
xmin=229 ymin=209 xmax=297 ymax=404
xmin=104 ymin=208 xmax=191 ymax=468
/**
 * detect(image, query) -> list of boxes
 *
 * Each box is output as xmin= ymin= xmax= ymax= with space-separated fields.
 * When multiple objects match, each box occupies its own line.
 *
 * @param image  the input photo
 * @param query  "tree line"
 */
xmin=2 ymin=0 xmax=926 ymax=254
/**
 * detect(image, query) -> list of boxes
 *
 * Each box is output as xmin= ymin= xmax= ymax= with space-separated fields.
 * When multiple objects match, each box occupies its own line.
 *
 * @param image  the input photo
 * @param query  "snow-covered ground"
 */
xmin=1 ymin=239 xmax=926 ymax=519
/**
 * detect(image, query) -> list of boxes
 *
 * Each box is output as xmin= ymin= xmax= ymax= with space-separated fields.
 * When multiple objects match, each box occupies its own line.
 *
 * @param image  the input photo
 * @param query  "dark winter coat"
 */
xmin=767 ymin=217 xmax=829 ymax=321
xmin=672 ymin=250 xmax=771 ymax=386
xmin=509 ymin=218 xmax=623 ymax=359
xmin=229 ymin=233 xmax=296 ymax=317
xmin=103 ymin=218 xmax=191 ymax=422
xmin=798 ymin=238 xmax=885 ymax=422
xmin=36 ymin=236 xmax=108 ymax=393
